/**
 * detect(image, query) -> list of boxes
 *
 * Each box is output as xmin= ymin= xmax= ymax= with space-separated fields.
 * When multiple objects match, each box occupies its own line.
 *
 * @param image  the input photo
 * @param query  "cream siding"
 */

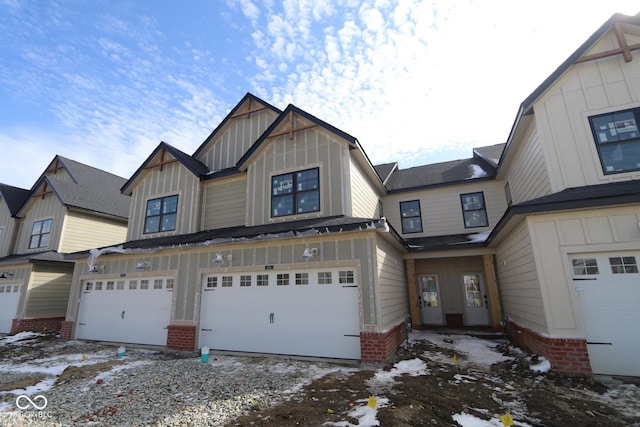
xmin=201 ymin=176 xmax=247 ymax=230
xmin=24 ymin=265 xmax=72 ymax=318
xmin=350 ymin=157 xmax=381 ymax=219
xmin=495 ymin=220 xmax=547 ymax=332
xmin=383 ymin=181 xmax=507 ymax=238
xmin=15 ymin=194 xmax=65 ymax=253
xmin=502 ymin=122 xmax=552 ymax=204
xmin=67 ymin=232 xmax=383 ymax=328
xmin=58 ymin=210 xmax=127 ymax=253
xmin=126 ymin=162 xmax=201 ymax=240
xmin=526 ymin=207 xmax=640 ymax=337
xmin=245 ymin=128 xmax=349 ymax=226
xmin=196 ymin=108 xmax=279 ymax=171
xmin=0 ymin=203 xmax=16 ymax=257
xmin=532 ymin=29 xmax=640 ymax=191
xmin=374 ymin=236 xmax=408 ymax=330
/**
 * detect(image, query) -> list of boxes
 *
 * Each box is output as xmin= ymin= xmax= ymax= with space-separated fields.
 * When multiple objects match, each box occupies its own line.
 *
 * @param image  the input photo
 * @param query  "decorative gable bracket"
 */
xmin=267 ymin=111 xmax=319 ymax=140
xmin=576 ymin=21 xmax=640 ymax=64
xmin=144 ymin=146 xmax=178 ymax=172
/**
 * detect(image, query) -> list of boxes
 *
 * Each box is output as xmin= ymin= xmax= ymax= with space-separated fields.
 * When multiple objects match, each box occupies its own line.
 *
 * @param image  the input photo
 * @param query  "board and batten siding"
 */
xmin=350 ymin=157 xmax=381 ymax=219
xmin=526 ymin=206 xmax=640 ymax=337
xmin=201 ymin=176 xmax=247 ymax=230
xmin=383 ymin=181 xmax=507 ymax=238
xmin=58 ymin=210 xmax=127 ymax=254
xmin=24 ymin=265 xmax=72 ymax=318
xmin=15 ymin=194 xmax=66 ymax=254
xmin=374 ymin=236 xmax=408 ymax=331
xmin=0 ymin=204 xmax=16 ymax=257
xmin=533 ymin=28 xmax=640 ymax=191
xmin=245 ymin=128 xmax=349 ymax=226
xmin=503 ymin=122 xmax=552 ymax=205
xmin=126 ymin=162 xmax=201 ymax=240
xmin=495 ymin=220 xmax=547 ymax=333
xmin=195 ymin=108 xmax=279 ymax=172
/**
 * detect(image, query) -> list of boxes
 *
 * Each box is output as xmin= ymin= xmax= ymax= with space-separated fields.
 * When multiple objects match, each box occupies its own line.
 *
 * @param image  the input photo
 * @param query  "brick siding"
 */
xmin=166 ymin=325 xmax=197 ymax=351
xmin=360 ymin=320 xmax=408 ymax=363
xmin=10 ymin=317 xmax=65 ymax=334
xmin=59 ymin=320 xmax=74 ymax=340
xmin=508 ymin=320 xmax=592 ymax=377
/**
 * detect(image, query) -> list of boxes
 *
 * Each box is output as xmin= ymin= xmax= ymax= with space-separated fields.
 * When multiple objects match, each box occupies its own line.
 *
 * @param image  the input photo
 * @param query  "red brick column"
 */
xmin=10 ymin=317 xmax=65 ymax=334
xmin=360 ymin=320 xmax=408 ymax=363
xmin=60 ymin=321 xmax=74 ymax=340
xmin=166 ymin=325 xmax=197 ymax=350
xmin=508 ymin=321 xmax=592 ymax=377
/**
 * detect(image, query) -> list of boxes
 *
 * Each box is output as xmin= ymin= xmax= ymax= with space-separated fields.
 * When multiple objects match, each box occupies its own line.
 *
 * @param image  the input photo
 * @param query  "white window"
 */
xmin=129 ymin=280 xmax=138 ymax=290
xmin=206 ymin=277 xmax=217 ymax=288
xmin=140 ymin=280 xmax=149 ymax=290
xmin=257 ymin=274 xmax=268 ymax=287
xmin=166 ymin=279 xmax=174 ymax=290
xmin=240 ymin=275 xmax=252 ymax=287
xmin=339 ymin=271 xmax=355 ymax=284
xmin=116 ymin=280 xmax=125 ymax=290
xmin=222 ymin=276 xmax=233 ymax=287
xmin=95 ymin=281 xmax=103 ymax=291
xmin=295 ymin=273 xmax=309 ymax=285
xmin=609 ymin=256 xmax=638 ymax=274
xmin=318 ymin=272 xmax=332 ymax=284
xmin=572 ymin=258 xmax=599 ymax=276
xmin=277 ymin=273 xmax=289 ymax=286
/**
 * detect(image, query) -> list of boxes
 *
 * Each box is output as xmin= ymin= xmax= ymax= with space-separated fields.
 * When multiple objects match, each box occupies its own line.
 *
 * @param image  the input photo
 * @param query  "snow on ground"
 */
xmin=413 ymin=331 xmax=513 ymax=367
xmin=453 ymin=412 xmax=534 ymax=427
xmin=0 ymin=331 xmax=44 ymax=344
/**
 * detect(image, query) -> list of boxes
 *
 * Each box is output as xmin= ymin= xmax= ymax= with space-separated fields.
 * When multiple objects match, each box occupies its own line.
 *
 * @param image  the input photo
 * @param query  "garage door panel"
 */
xmin=571 ymin=252 xmax=639 ymax=376
xmin=0 ymin=284 xmax=21 ymax=334
xmin=76 ymin=278 xmax=173 ymax=346
xmin=199 ymin=268 xmax=361 ymax=359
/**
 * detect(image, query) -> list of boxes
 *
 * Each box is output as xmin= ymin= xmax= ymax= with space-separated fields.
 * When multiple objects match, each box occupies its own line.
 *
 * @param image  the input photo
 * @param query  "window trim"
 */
xmin=588 ymin=107 xmax=640 ymax=175
xmin=460 ymin=192 xmax=489 ymax=228
xmin=29 ymin=218 xmax=53 ymax=249
xmin=270 ymin=167 xmax=321 ymax=218
xmin=143 ymin=194 xmax=179 ymax=234
xmin=399 ymin=200 xmax=423 ymax=234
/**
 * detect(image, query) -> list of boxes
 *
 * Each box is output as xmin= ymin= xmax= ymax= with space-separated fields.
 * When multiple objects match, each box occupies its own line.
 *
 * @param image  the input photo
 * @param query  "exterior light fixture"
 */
xmin=0 ymin=271 xmax=14 ymax=279
xmin=135 ymin=260 xmax=149 ymax=271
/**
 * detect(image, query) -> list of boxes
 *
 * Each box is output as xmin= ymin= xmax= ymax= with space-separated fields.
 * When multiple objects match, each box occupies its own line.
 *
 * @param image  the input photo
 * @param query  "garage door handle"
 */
xmin=269 ymin=312 xmax=275 ymax=324
xmin=201 ymin=328 xmax=213 ymax=332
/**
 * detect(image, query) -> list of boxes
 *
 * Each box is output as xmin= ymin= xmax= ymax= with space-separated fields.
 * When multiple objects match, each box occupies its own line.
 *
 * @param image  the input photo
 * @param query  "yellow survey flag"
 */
xmin=452 ymin=354 xmax=457 ymax=364
xmin=500 ymin=413 xmax=514 ymax=426
xmin=367 ymin=396 xmax=377 ymax=409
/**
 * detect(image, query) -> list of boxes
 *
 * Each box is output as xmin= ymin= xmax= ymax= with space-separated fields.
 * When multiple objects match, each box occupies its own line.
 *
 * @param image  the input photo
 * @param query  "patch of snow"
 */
xmin=530 ymin=357 xmax=551 ymax=373
xmin=467 ymin=164 xmax=488 ymax=179
xmin=453 ymin=412 xmax=534 ymax=427
xmin=324 ymin=397 xmax=390 ymax=427
xmin=416 ymin=332 xmax=513 ymax=367
xmin=368 ymin=358 xmax=429 ymax=389
xmin=467 ymin=230 xmax=491 ymax=243
xmin=0 ymin=331 xmax=45 ymax=344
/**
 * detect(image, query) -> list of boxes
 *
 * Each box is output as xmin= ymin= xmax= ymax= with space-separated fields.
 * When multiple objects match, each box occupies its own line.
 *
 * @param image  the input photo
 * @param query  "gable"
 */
xmin=193 ymin=93 xmax=281 ymax=172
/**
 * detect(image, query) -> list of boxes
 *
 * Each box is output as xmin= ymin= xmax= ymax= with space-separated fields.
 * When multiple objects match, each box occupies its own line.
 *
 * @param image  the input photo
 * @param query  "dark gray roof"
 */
xmin=384 ymin=158 xmax=496 ymax=193
xmin=0 ymin=250 xmax=71 ymax=266
xmin=30 ymin=156 xmax=130 ymax=220
xmin=122 ymin=142 xmax=210 ymax=194
xmin=473 ymin=144 xmax=505 ymax=168
xmin=0 ymin=183 xmax=30 ymax=216
xmin=373 ymin=163 xmax=397 ymax=184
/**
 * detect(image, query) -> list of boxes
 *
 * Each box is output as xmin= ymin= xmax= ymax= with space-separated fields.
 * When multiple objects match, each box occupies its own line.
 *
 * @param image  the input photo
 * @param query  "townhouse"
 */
xmin=53 ymin=11 xmax=640 ymax=376
xmin=0 ymin=156 xmax=129 ymax=334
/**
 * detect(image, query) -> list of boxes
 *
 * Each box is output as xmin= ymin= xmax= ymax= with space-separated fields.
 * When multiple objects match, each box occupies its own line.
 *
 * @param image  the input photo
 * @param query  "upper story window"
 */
xmin=29 ymin=219 xmax=52 ymax=249
xmin=460 ymin=192 xmax=488 ymax=228
xmin=589 ymin=107 xmax=640 ymax=174
xmin=144 ymin=195 xmax=178 ymax=234
xmin=271 ymin=168 xmax=320 ymax=217
xmin=399 ymin=200 xmax=423 ymax=234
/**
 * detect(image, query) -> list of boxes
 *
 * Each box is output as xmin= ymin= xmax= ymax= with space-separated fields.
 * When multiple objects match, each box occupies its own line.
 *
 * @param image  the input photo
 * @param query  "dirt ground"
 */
xmin=228 ymin=339 xmax=640 ymax=427
xmin=2 ymin=332 xmax=639 ymax=426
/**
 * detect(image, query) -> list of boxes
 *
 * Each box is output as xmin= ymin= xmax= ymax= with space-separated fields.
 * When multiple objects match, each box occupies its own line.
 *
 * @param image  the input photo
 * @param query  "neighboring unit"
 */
xmin=0 ymin=156 xmax=130 ymax=334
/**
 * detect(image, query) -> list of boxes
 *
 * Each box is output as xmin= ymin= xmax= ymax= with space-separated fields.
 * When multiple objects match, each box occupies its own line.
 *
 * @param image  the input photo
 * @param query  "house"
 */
xmin=485 ymin=12 xmax=640 ymax=377
xmin=62 ymin=95 xmax=409 ymax=362
xmin=0 ymin=156 xmax=130 ymax=334
xmin=61 ymin=12 xmax=640 ymax=375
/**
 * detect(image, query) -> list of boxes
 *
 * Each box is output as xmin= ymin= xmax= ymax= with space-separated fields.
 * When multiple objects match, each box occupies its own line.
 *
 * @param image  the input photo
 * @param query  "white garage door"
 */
xmin=199 ymin=267 xmax=361 ymax=359
xmin=0 ymin=283 xmax=20 ymax=334
xmin=76 ymin=277 xmax=173 ymax=346
xmin=570 ymin=251 xmax=640 ymax=376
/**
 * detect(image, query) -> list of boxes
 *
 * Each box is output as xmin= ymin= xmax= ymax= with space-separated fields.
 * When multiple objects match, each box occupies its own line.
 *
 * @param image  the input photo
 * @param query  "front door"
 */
xmin=461 ymin=273 xmax=489 ymax=325
xmin=418 ymin=275 xmax=443 ymax=325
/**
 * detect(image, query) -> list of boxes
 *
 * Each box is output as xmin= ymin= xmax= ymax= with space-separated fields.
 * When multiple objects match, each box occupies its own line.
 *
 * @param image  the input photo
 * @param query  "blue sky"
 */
xmin=0 ymin=0 xmax=638 ymax=189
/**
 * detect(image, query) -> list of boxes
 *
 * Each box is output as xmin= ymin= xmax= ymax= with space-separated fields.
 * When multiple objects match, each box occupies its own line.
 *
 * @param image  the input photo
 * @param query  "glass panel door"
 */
xmin=418 ymin=275 xmax=443 ymax=325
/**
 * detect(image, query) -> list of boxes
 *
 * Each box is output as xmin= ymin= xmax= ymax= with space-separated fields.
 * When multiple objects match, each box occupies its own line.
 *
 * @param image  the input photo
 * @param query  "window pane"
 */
xmin=572 ymin=258 xmax=599 ymax=276
xmin=402 ymin=217 xmax=422 ymax=233
xmin=32 ymin=221 xmax=42 ymax=234
xmin=41 ymin=219 xmax=52 ymax=233
xmin=29 ymin=235 xmax=39 ymax=249
xmin=297 ymin=169 xmax=319 ymax=191
xmin=400 ymin=200 xmax=420 ymax=217
xmin=272 ymin=195 xmax=294 ymax=217
xmin=464 ymin=211 xmax=488 ymax=228
xmin=162 ymin=195 xmax=178 ymax=213
xmin=146 ymin=199 xmax=161 ymax=216
xmin=297 ymin=191 xmax=319 ymax=213
xmin=462 ymin=193 xmax=484 ymax=211
xmin=161 ymin=213 xmax=177 ymax=231
xmin=272 ymin=174 xmax=293 ymax=195
xmin=144 ymin=217 xmax=159 ymax=233
xmin=39 ymin=233 xmax=50 ymax=248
